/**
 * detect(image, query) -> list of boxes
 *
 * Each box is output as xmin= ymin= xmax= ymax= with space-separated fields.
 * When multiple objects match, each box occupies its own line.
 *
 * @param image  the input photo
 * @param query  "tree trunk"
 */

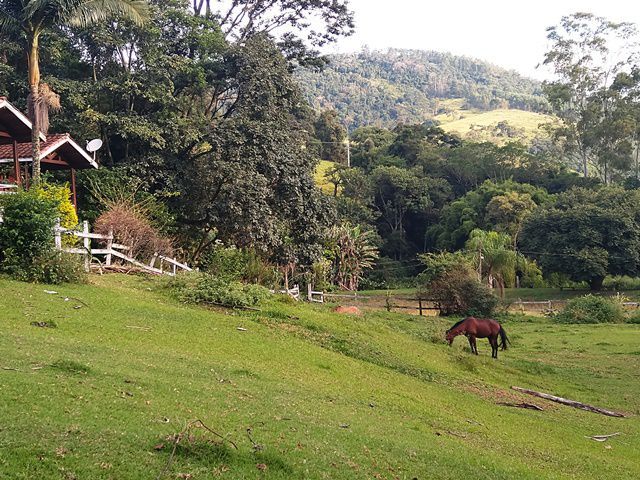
xmin=28 ymin=35 xmax=41 ymax=185
xmin=589 ymin=276 xmax=604 ymax=291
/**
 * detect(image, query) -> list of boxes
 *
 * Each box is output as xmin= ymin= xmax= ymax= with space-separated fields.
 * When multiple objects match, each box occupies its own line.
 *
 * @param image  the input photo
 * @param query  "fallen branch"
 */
xmin=155 ymin=419 xmax=237 ymax=480
xmin=497 ymin=402 xmax=543 ymax=411
xmin=586 ymin=432 xmax=621 ymax=442
xmin=511 ymin=386 xmax=627 ymax=418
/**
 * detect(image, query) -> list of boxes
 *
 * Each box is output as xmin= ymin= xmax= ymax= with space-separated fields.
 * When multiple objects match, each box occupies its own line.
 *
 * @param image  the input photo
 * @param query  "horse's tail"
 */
xmin=498 ymin=325 xmax=510 ymax=350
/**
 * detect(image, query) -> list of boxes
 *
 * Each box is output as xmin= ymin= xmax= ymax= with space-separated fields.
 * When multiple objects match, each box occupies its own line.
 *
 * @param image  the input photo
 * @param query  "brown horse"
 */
xmin=445 ymin=317 xmax=509 ymax=359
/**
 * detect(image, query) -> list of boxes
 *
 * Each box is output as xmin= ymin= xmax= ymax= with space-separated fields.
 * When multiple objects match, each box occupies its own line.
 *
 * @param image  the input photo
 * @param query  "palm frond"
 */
xmin=68 ymin=0 xmax=149 ymax=27
xmin=0 ymin=5 xmax=21 ymax=35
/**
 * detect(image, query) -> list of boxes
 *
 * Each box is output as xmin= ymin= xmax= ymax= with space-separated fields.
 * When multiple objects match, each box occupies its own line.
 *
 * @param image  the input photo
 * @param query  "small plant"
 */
xmin=555 ymin=295 xmax=625 ymax=324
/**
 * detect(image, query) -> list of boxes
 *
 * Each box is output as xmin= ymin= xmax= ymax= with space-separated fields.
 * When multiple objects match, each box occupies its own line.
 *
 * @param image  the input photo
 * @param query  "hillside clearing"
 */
xmin=1 ymin=275 xmax=639 ymax=479
xmin=439 ymin=108 xmax=555 ymax=141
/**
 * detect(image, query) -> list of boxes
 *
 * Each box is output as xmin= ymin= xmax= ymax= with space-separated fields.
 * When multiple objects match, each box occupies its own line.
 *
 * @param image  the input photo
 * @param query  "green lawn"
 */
xmin=1 ymin=275 xmax=639 ymax=479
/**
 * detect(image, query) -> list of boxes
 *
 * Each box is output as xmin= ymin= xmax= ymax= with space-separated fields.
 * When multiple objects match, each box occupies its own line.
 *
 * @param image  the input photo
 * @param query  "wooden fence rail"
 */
xmin=54 ymin=220 xmax=191 ymax=276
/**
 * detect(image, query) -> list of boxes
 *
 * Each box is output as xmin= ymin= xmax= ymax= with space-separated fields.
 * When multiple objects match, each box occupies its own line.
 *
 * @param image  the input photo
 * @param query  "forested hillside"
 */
xmin=296 ymin=49 xmax=549 ymax=129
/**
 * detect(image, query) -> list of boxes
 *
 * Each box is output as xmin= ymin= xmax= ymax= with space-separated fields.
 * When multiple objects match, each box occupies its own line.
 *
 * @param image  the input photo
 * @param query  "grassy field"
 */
xmin=1 ymin=274 xmax=640 ymax=479
xmin=314 ymin=160 xmax=337 ymax=195
xmin=438 ymin=108 xmax=554 ymax=142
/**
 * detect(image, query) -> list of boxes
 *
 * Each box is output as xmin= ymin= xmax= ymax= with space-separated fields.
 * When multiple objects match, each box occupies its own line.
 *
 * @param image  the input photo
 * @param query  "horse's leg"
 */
xmin=467 ymin=336 xmax=474 ymax=354
xmin=470 ymin=336 xmax=478 ymax=355
xmin=490 ymin=336 xmax=498 ymax=359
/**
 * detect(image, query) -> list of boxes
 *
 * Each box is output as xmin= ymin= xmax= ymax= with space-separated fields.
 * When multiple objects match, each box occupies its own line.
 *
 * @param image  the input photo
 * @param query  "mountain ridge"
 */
xmin=296 ymin=48 xmax=549 ymax=131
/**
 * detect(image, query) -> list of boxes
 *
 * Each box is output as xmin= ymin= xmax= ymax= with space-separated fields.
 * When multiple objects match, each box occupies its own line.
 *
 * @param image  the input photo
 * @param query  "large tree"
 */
xmin=542 ymin=12 xmax=639 ymax=180
xmin=195 ymin=0 xmax=354 ymax=67
xmin=0 ymin=0 xmax=148 ymax=183
xmin=174 ymin=35 xmax=333 ymax=268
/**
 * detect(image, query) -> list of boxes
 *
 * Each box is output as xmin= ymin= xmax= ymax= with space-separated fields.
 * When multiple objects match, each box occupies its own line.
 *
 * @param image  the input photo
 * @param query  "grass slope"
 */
xmin=438 ymin=108 xmax=554 ymax=142
xmin=1 ymin=275 xmax=639 ymax=479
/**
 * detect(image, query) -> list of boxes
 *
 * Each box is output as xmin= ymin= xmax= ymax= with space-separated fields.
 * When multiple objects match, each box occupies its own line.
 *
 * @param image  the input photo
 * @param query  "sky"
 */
xmin=323 ymin=0 xmax=640 ymax=79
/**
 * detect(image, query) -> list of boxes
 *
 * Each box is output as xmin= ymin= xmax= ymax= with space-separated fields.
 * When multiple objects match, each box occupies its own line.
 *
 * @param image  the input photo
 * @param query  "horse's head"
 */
xmin=445 ymin=318 xmax=468 ymax=345
xmin=445 ymin=329 xmax=456 ymax=346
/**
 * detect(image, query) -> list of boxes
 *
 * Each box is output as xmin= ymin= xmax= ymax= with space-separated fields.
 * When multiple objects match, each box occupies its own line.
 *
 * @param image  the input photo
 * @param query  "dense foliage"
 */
xmin=555 ymin=295 xmax=625 ymax=324
xmin=417 ymin=252 xmax=498 ymax=316
xmin=0 ymin=189 xmax=85 ymax=283
xmin=3 ymin=4 xmax=640 ymax=298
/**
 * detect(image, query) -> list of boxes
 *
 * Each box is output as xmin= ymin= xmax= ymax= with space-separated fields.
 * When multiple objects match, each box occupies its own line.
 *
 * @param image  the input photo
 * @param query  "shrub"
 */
xmin=626 ymin=311 xmax=640 ymax=324
xmin=34 ymin=183 xmax=78 ymax=230
xmin=419 ymin=259 xmax=498 ymax=317
xmin=94 ymin=203 xmax=173 ymax=261
xmin=31 ymin=251 xmax=87 ymax=284
xmin=0 ymin=189 xmax=57 ymax=276
xmin=171 ymin=273 xmax=270 ymax=308
xmin=0 ymin=190 xmax=85 ymax=284
xmin=603 ymin=276 xmax=640 ymax=291
xmin=555 ymin=295 xmax=625 ymax=324
xmin=198 ymin=243 xmax=278 ymax=286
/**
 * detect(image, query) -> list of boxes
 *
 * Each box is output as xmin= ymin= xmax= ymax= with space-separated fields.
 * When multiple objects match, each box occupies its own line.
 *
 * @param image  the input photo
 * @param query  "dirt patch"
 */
xmin=334 ymin=306 xmax=362 ymax=315
xmin=460 ymin=383 xmax=553 ymax=410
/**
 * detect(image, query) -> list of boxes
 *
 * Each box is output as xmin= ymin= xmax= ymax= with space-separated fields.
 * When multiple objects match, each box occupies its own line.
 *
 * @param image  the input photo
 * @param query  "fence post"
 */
xmin=54 ymin=218 xmax=62 ymax=250
xmin=149 ymin=253 xmax=158 ymax=268
xmin=307 ymin=283 xmax=313 ymax=302
xmin=106 ymin=227 xmax=113 ymax=266
xmin=83 ymin=220 xmax=90 ymax=272
xmin=418 ymin=298 xmax=423 ymax=317
xmin=548 ymin=300 xmax=552 ymax=311
xmin=172 ymin=258 xmax=177 ymax=276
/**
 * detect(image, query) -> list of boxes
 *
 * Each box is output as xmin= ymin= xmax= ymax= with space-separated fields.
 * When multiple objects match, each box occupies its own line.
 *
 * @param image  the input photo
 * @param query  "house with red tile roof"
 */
xmin=0 ymin=97 xmax=98 ymax=207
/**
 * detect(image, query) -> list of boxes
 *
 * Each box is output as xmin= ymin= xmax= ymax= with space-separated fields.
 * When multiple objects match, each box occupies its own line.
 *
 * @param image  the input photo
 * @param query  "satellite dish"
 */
xmin=86 ymin=139 xmax=103 ymax=153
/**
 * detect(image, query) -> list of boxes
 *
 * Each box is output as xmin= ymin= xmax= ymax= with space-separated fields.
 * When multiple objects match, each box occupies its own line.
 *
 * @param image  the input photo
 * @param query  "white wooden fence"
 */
xmin=55 ymin=220 xmax=192 ymax=276
xmin=271 ymin=284 xmax=300 ymax=301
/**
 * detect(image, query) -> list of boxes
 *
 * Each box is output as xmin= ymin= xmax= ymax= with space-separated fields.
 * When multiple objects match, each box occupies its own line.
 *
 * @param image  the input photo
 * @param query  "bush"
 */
xmin=419 ymin=259 xmax=498 ymax=317
xmin=94 ymin=203 xmax=173 ymax=261
xmin=171 ymin=273 xmax=270 ymax=308
xmin=34 ymin=183 xmax=78 ymax=230
xmin=626 ymin=311 xmax=640 ymax=324
xmin=0 ymin=189 xmax=57 ymax=276
xmin=603 ymin=276 xmax=640 ymax=291
xmin=555 ymin=295 xmax=625 ymax=324
xmin=31 ymin=251 xmax=87 ymax=284
xmin=198 ymin=243 xmax=276 ymax=286
xmin=0 ymin=190 xmax=85 ymax=284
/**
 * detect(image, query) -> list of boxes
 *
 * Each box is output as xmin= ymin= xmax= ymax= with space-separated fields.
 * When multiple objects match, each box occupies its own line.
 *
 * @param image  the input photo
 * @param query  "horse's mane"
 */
xmin=446 ymin=318 xmax=468 ymax=333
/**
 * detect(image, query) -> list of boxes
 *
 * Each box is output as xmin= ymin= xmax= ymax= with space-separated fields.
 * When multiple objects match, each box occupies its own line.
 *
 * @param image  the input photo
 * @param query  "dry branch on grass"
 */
xmin=155 ymin=419 xmax=237 ymax=480
xmin=497 ymin=402 xmax=544 ymax=411
xmin=511 ymin=386 xmax=627 ymax=418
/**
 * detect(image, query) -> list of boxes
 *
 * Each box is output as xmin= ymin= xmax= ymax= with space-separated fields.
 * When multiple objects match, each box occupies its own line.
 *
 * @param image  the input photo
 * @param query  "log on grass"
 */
xmin=511 ymin=386 xmax=626 ymax=418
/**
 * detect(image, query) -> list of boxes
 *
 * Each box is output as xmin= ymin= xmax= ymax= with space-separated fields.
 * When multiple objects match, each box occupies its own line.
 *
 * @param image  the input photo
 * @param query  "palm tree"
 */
xmin=327 ymin=224 xmax=379 ymax=291
xmin=0 ymin=0 xmax=148 ymax=184
xmin=466 ymin=229 xmax=516 ymax=298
